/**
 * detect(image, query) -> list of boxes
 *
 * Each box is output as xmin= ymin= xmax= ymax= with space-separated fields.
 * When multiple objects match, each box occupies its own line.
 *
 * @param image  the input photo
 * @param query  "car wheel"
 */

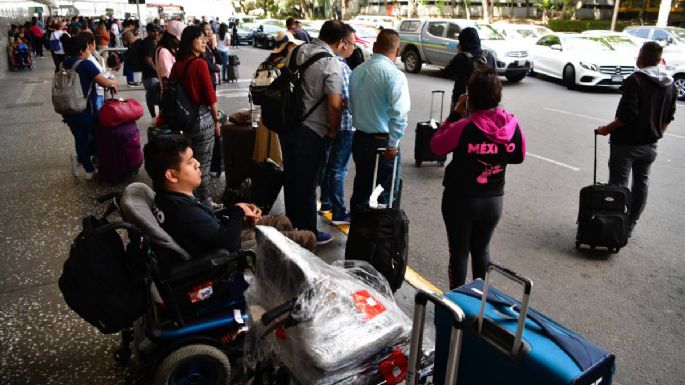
xmin=563 ymin=64 xmax=577 ymax=90
xmin=403 ymin=48 xmax=422 ymax=74
xmin=153 ymin=344 xmax=230 ymax=385
xmin=505 ymin=72 xmax=526 ymax=82
xmin=674 ymin=74 xmax=685 ymax=100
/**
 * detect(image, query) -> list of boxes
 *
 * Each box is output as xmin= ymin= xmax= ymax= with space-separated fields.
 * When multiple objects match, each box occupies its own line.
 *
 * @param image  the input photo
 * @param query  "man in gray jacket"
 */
xmin=597 ymin=41 xmax=677 ymax=236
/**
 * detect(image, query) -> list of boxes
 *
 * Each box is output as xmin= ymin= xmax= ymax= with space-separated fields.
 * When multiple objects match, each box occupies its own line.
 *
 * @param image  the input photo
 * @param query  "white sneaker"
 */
xmin=70 ymin=155 xmax=80 ymax=178
xmin=84 ymin=171 xmax=97 ymax=181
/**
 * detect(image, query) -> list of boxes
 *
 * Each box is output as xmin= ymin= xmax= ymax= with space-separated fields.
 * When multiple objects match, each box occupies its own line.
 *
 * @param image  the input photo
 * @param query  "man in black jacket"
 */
xmin=597 ymin=42 xmax=677 ymax=236
xmin=143 ymin=136 xmax=315 ymax=258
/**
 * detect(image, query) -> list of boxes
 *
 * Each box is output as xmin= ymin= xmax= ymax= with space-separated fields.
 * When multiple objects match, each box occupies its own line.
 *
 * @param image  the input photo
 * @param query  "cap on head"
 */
xmin=166 ymin=20 xmax=186 ymax=41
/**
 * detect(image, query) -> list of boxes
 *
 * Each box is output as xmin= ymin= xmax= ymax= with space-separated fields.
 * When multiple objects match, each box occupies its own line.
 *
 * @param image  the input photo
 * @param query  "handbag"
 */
xmin=98 ymin=94 xmax=144 ymax=128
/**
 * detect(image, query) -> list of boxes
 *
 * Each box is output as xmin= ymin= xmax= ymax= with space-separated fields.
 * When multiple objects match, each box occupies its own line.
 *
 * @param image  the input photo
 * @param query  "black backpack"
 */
xmin=160 ymin=57 xmax=200 ymax=133
xmin=58 ymin=216 xmax=147 ymax=334
xmin=261 ymin=45 xmax=332 ymax=134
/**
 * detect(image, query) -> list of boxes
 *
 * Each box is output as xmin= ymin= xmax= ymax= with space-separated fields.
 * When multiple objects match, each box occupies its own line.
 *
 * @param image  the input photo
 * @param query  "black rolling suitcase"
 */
xmin=227 ymin=54 xmax=240 ymax=82
xmin=414 ymin=90 xmax=448 ymax=167
xmin=576 ymin=130 xmax=630 ymax=252
xmin=345 ymin=150 xmax=408 ymax=292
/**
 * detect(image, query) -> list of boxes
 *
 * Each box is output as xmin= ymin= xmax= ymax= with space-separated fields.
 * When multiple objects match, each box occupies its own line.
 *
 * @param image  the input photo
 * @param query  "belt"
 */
xmin=356 ymin=131 xmax=388 ymax=139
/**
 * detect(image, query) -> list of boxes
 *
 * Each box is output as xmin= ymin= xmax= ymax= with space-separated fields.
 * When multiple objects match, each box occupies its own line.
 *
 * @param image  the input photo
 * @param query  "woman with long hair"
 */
xmin=199 ymin=22 xmax=220 ymax=88
xmin=430 ymin=66 xmax=525 ymax=289
xmin=155 ymin=20 xmax=184 ymax=88
xmin=169 ymin=25 xmax=221 ymax=205
xmin=216 ymin=23 xmax=230 ymax=82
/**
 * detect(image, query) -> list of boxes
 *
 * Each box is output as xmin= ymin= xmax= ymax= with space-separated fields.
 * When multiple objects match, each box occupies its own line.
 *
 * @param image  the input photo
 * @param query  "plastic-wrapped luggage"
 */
xmin=245 ymin=226 xmax=412 ymax=385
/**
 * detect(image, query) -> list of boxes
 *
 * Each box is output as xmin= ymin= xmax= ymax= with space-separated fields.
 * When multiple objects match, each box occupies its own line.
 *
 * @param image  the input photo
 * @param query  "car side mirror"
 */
xmin=551 ymin=44 xmax=562 ymax=51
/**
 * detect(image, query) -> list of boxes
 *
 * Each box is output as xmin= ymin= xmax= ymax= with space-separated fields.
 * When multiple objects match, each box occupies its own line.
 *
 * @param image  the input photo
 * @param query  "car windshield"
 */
xmin=564 ymin=37 xmax=613 ymax=51
xmin=475 ymin=24 xmax=504 ymax=40
xmin=667 ymin=27 xmax=685 ymax=42
xmin=261 ymin=25 xmax=282 ymax=34
xmin=355 ymin=26 xmax=380 ymax=39
xmin=601 ymin=36 xmax=638 ymax=50
xmin=513 ymin=28 xmax=538 ymax=39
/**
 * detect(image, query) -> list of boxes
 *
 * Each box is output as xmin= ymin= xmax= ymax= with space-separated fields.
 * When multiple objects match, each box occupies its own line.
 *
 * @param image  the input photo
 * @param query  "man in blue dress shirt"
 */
xmin=349 ymin=29 xmax=410 ymax=210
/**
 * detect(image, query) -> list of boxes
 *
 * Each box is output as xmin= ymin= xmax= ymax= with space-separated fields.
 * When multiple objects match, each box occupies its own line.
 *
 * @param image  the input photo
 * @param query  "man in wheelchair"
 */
xmin=143 ymin=135 xmax=316 ymax=260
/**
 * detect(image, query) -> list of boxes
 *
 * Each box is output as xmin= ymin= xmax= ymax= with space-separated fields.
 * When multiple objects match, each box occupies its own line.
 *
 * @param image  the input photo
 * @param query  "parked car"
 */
xmin=398 ymin=18 xmax=531 ymax=82
xmin=530 ymin=33 xmax=635 ymax=89
xmin=252 ymin=24 xmax=284 ymax=49
xmin=234 ymin=26 xmax=255 ymax=45
xmin=492 ymin=23 xmax=553 ymax=45
xmin=353 ymin=15 xmax=395 ymax=30
xmin=624 ymin=26 xmax=685 ymax=49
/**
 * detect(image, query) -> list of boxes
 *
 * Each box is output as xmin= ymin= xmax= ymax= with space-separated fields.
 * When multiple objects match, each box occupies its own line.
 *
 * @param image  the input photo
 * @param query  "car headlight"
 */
xmin=579 ymin=62 xmax=598 ymax=71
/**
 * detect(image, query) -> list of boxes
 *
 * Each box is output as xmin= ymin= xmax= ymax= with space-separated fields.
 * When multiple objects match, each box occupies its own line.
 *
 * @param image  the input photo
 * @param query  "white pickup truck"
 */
xmin=398 ymin=18 xmax=531 ymax=82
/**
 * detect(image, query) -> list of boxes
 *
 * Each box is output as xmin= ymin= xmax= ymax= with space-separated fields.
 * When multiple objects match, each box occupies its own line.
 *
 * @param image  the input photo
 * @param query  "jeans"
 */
xmin=321 ymin=130 xmax=354 ymax=218
xmin=218 ymin=50 xmax=229 ymax=80
xmin=63 ymin=111 xmax=97 ymax=173
xmin=442 ymin=192 xmax=503 ymax=289
xmin=281 ymin=127 xmax=325 ymax=232
xmin=123 ymin=62 xmax=134 ymax=83
xmin=608 ymin=143 xmax=658 ymax=224
xmin=142 ymin=77 xmax=160 ymax=117
xmin=52 ymin=53 xmax=65 ymax=73
xmin=349 ymin=131 xmax=401 ymax=211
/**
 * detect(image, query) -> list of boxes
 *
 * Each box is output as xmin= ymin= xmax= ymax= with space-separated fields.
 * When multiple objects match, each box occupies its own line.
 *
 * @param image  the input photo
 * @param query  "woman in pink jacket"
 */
xmin=430 ymin=66 xmax=526 ymax=289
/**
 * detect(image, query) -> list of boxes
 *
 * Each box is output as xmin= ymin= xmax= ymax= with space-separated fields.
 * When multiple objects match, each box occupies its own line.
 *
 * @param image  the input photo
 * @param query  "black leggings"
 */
xmin=441 ymin=192 xmax=503 ymax=289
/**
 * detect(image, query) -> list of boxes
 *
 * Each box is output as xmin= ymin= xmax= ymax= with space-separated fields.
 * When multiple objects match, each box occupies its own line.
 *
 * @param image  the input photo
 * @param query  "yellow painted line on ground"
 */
xmin=320 ymin=209 xmax=443 ymax=294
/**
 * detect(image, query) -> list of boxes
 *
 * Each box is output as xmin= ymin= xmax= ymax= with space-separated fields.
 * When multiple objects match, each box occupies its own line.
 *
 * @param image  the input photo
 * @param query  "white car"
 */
xmin=353 ymin=15 xmax=394 ymax=30
xmin=583 ymin=30 xmax=685 ymax=99
xmin=530 ymin=33 xmax=636 ymax=89
xmin=492 ymin=23 xmax=553 ymax=45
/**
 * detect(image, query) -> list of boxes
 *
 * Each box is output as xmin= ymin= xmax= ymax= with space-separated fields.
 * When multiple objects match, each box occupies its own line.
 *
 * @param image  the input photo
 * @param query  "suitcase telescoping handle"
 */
xmin=430 ymin=90 xmax=445 ymax=122
xmin=372 ymin=148 xmax=399 ymax=209
xmin=477 ymin=262 xmax=534 ymax=357
xmin=407 ymin=289 xmax=465 ymax=385
xmin=593 ymin=129 xmax=598 ymax=185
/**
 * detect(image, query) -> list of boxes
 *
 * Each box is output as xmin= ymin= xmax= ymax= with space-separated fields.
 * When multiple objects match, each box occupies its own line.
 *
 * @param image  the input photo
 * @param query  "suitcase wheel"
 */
xmin=590 ymin=245 xmax=596 ymax=250
xmin=415 ymin=160 xmax=422 ymax=167
xmin=438 ymin=161 xmax=445 ymax=167
xmin=575 ymin=241 xmax=580 ymax=249
xmin=612 ymin=247 xmax=621 ymax=253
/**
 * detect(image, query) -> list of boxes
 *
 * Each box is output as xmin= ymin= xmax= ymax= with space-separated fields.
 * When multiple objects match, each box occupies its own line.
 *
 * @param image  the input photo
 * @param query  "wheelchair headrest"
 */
xmin=119 ymin=182 xmax=192 ymax=261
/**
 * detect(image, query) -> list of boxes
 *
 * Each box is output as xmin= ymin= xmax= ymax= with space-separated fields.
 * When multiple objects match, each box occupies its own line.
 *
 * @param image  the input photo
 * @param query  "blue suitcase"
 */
xmin=433 ymin=262 xmax=615 ymax=385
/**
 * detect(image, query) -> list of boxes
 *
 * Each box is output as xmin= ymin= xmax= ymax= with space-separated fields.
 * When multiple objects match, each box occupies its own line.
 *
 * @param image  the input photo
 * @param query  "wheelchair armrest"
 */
xmin=167 ymin=249 xmax=251 ymax=283
xmin=165 ymin=249 xmax=238 ymax=283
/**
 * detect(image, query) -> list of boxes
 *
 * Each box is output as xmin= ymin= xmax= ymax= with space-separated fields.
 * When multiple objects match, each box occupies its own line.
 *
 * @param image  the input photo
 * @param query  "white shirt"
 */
xmin=217 ymin=33 xmax=230 ymax=53
xmin=51 ymin=30 xmax=67 ymax=54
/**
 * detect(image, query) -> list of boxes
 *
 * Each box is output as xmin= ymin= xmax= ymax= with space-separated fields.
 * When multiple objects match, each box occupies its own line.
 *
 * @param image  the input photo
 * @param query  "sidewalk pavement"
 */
xmin=0 ymin=46 xmax=435 ymax=384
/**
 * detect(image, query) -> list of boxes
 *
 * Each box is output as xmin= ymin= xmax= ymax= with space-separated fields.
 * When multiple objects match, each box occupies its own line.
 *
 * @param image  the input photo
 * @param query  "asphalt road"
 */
xmin=0 ymin=42 xmax=683 ymax=385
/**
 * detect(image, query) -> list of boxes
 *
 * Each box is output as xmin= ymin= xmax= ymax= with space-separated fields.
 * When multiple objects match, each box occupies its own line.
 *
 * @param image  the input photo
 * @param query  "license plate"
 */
xmin=517 ymin=60 xmax=527 ymax=66
xmin=612 ymin=75 xmax=623 ymax=83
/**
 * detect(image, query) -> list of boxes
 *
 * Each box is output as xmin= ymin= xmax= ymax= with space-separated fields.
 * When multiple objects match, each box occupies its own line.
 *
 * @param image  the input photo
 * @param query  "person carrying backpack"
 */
xmin=56 ymin=35 xmax=118 ymax=180
xmin=168 ymin=26 xmax=221 ymax=206
xmin=49 ymin=22 xmax=69 ymax=73
xmin=277 ymin=20 xmax=345 ymax=245
xmin=442 ymin=27 xmax=496 ymax=120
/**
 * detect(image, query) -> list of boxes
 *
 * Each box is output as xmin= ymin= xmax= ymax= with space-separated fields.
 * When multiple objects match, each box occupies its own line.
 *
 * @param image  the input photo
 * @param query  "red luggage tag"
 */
xmin=379 ymin=347 xmax=408 ymax=384
xmin=187 ymin=281 xmax=214 ymax=303
xmin=352 ymin=290 xmax=386 ymax=321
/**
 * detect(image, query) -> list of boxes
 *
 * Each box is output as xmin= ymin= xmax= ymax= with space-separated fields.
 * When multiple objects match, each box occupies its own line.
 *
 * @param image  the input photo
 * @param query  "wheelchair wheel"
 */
xmin=153 ymin=344 xmax=231 ymax=385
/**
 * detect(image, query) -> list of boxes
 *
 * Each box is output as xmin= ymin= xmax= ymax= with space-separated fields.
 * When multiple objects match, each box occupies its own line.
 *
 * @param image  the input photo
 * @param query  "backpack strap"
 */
xmin=288 ymin=45 xmax=334 ymax=123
